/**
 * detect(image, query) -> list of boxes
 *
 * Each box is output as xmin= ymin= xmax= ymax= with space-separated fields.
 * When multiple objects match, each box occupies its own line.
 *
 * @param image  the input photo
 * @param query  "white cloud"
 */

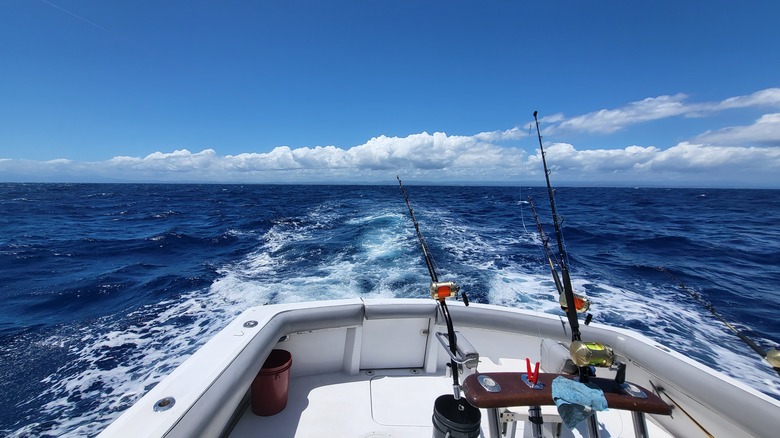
xmin=637 ymin=142 xmax=780 ymax=172
xmin=224 ymin=147 xmax=304 ymax=171
xmin=558 ymin=94 xmax=690 ymax=133
xmin=694 ymin=113 xmax=780 ymax=146
xmin=541 ymin=113 xmax=565 ymax=124
xmin=551 ymin=88 xmax=780 ymax=134
xmin=716 ymin=88 xmax=780 ymax=110
xmin=1 ymin=129 xmax=777 ymax=187
xmin=2 ymin=90 xmax=779 ymax=187
xmin=531 ymin=143 xmax=662 ymax=172
xmin=221 ymin=130 xmax=527 ymax=177
xmin=45 ymin=158 xmax=73 ymax=165
xmin=473 ymin=127 xmax=525 ymax=142
xmin=108 ymin=149 xmax=218 ymax=171
xmin=0 ymin=130 xmax=526 ymax=183
xmin=520 ymin=140 xmax=779 ymax=187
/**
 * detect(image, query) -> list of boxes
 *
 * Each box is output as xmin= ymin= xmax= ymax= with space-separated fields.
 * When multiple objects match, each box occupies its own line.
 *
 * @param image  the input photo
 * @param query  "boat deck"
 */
xmin=229 ymin=360 xmax=673 ymax=438
xmin=99 ymin=300 xmax=780 ymax=438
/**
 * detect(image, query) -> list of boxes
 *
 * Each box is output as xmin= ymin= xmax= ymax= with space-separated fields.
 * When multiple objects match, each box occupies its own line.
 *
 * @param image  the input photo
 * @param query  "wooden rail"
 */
xmin=463 ymin=372 xmax=672 ymax=415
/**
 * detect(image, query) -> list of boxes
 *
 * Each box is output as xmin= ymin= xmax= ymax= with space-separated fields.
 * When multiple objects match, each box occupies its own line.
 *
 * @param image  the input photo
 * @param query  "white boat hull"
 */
xmin=99 ymin=298 xmax=780 ymax=437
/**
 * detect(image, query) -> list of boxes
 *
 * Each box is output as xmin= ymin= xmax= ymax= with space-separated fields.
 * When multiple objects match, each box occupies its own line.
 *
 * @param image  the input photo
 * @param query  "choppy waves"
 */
xmin=1 ymin=184 xmax=778 ymax=436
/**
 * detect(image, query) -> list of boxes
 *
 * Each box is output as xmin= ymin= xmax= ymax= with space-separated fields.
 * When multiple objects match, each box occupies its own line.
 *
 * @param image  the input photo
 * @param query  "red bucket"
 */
xmin=251 ymin=349 xmax=292 ymax=416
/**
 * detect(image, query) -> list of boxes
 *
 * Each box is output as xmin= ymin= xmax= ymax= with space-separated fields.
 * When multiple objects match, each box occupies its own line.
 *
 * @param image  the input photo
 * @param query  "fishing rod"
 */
xmin=533 ymin=111 xmax=583 ymax=342
xmin=528 ymin=197 xmax=564 ymax=296
xmin=397 ymin=176 xmax=467 ymax=398
xmin=398 ymin=176 xmax=439 ymax=284
xmin=528 ymin=196 xmax=591 ymax=314
xmin=530 ymin=111 xmax=614 ymax=384
xmin=657 ymin=266 xmax=780 ymax=375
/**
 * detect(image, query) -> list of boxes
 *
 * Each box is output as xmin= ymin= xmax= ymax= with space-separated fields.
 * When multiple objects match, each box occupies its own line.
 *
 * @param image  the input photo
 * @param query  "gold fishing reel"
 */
xmin=570 ymin=341 xmax=615 ymax=367
xmin=767 ymin=349 xmax=780 ymax=368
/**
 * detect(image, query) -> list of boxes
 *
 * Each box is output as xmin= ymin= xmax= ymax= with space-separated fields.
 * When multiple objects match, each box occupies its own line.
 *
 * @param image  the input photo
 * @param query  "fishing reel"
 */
xmin=430 ymin=281 xmax=460 ymax=301
xmin=559 ymin=291 xmax=591 ymax=313
xmin=569 ymin=341 xmax=615 ymax=368
xmin=569 ymin=340 xmax=626 ymax=385
xmin=768 ymin=349 xmax=780 ymax=368
xmin=570 ymin=340 xmax=641 ymax=390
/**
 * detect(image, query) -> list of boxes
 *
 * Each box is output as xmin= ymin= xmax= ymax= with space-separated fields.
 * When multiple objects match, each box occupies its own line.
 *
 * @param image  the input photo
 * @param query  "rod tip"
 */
xmin=533 ymin=110 xmax=538 ymax=117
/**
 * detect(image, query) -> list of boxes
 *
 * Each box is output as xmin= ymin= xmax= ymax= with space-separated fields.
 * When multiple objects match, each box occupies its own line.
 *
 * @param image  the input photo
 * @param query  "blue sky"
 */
xmin=1 ymin=1 xmax=779 ymax=187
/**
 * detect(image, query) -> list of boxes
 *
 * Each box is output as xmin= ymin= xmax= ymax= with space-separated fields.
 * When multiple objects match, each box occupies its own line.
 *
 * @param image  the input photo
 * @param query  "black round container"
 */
xmin=431 ymin=394 xmax=481 ymax=438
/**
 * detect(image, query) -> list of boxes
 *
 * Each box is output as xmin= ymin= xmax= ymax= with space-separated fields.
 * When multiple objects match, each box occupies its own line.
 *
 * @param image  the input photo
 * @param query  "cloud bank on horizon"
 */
xmin=3 ymin=88 xmax=780 ymax=187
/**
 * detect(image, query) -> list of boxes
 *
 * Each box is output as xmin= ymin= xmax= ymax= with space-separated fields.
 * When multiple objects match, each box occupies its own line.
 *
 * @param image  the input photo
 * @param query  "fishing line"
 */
xmin=650 ymin=381 xmax=714 ymax=438
xmin=38 ymin=0 xmax=162 ymax=61
xmin=39 ymin=0 xmax=112 ymax=34
xmin=397 ymin=177 xmax=439 ymax=283
xmin=519 ymin=186 xmax=530 ymax=234
xmin=528 ymin=197 xmax=564 ymax=296
xmin=656 ymin=266 xmax=780 ymax=376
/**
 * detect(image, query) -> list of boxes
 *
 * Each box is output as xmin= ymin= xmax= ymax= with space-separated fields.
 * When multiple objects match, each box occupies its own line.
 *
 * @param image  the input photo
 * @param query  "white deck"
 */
xmin=100 ymin=300 xmax=780 ymax=438
xmin=229 ymin=363 xmax=673 ymax=438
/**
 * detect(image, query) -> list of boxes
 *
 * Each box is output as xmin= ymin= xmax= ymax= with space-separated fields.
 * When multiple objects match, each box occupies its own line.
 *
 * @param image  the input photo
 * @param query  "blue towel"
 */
xmin=551 ymin=376 xmax=608 ymax=428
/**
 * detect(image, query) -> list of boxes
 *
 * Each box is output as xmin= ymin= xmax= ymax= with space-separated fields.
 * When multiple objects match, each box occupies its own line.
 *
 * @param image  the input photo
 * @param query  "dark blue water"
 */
xmin=1 ymin=184 xmax=778 ymax=436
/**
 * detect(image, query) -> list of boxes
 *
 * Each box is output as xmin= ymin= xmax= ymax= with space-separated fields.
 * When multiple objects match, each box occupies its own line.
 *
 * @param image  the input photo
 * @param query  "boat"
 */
xmin=98 ymin=113 xmax=780 ymax=437
xmin=97 ymin=297 xmax=780 ymax=438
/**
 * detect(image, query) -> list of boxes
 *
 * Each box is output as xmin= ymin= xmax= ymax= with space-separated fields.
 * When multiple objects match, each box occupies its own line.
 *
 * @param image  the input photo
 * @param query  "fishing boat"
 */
xmin=98 ymin=113 xmax=780 ymax=438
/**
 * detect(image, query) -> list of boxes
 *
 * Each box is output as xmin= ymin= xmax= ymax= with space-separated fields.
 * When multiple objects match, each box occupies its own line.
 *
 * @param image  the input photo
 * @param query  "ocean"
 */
xmin=1 ymin=183 xmax=778 ymax=436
